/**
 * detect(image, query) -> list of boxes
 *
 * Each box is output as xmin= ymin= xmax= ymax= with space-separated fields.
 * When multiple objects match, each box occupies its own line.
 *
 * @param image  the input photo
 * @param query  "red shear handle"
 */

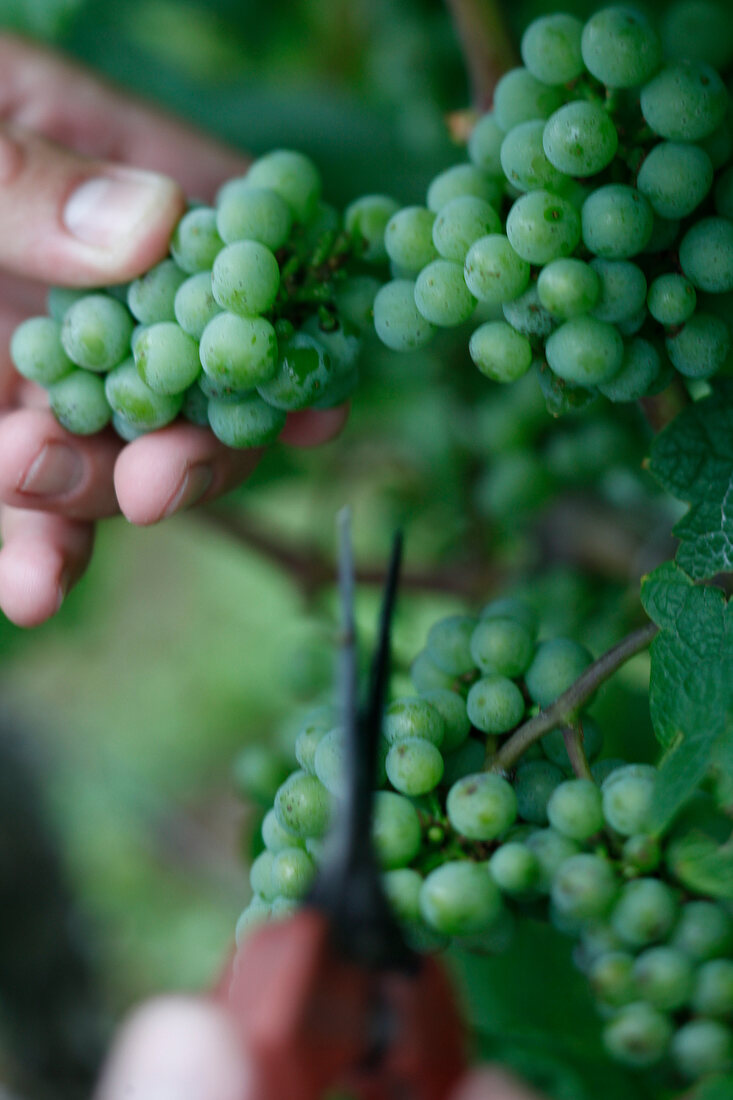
xmin=218 ymin=908 xmax=467 ymax=1100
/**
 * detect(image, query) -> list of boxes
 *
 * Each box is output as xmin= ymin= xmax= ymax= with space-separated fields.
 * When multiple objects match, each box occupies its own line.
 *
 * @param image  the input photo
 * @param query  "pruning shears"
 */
xmin=217 ymin=515 xmax=467 ymax=1100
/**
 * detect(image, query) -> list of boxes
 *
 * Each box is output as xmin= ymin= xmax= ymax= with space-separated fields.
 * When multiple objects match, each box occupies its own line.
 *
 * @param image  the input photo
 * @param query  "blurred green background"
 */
xmin=0 ymin=1 xmax=728 ymax=1098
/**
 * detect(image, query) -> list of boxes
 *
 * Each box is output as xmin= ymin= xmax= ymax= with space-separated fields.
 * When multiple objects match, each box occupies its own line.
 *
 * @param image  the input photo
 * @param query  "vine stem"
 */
xmin=562 ymin=723 xmax=593 ymax=780
xmin=489 ymin=622 xmax=659 ymax=774
xmin=444 ymin=0 xmax=517 ymax=110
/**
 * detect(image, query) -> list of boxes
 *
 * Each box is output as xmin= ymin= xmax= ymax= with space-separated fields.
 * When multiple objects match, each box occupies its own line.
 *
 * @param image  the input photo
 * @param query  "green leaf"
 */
xmin=687 ymin=1074 xmax=733 ymax=1100
xmin=667 ymin=830 xmax=733 ymax=899
xmin=641 ymin=564 xmax=733 ymax=829
xmin=647 ymin=381 xmax=733 ymax=580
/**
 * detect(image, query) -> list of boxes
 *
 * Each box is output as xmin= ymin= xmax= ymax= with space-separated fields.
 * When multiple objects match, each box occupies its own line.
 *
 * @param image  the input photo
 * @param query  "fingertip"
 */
xmin=280 ymin=404 xmax=349 ymax=448
xmin=0 ymin=539 xmax=65 ymax=627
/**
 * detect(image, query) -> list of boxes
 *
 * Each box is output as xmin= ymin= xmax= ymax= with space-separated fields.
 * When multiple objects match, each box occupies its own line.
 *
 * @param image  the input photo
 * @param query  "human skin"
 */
xmin=0 ymin=36 xmax=346 ymax=628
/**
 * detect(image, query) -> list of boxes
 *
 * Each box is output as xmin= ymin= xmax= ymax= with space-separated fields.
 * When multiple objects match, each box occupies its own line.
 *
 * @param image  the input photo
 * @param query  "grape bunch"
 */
xmin=9 ymin=150 xmax=384 ymax=448
xmin=232 ymin=595 xmax=733 ymax=1086
xmin=372 ymin=5 xmax=733 ymax=411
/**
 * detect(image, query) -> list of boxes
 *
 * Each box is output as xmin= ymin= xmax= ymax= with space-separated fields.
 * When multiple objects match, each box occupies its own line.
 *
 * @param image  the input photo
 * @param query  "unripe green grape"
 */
xmin=661 ymin=0 xmax=733 ymax=70
xmin=420 ymin=860 xmax=503 ymax=937
xmin=410 ymin=649 xmax=457 ymax=694
xmin=48 ymin=371 xmax=112 ymax=435
xmin=441 ymin=739 xmax=486 ymax=787
xmin=590 ymin=260 xmax=647 ymax=325
xmin=386 ymin=738 xmax=444 ymax=796
xmin=671 ymin=901 xmax=733 ymax=961
xmin=501 ymin=286 xmax=555 ymax=342
xmin=245 ymin=150 xmax=321 ymax=223
xmin=170 ymin=206 xmax=223 ymax=273
xmin=603 ymin=1002 xmax=672 ymax=1068
xmin=232 ymin=744 xmax=289 ymax=805
xmin=383 ymin=697 xmax=445 ymax=747
xmin=588 ymin=951 xmax=637 ymax=1008
xmin=201 ymin=312 xmax=278 ymax=391
xmin=294 ymin=706 xmax=338 ymax=774
xmin=469 ymin=322 xmax=533 ymax=384
xmin=257 ymin=333 xmax=333 ymax=411
xmin=632 ymin=946 xmax=694 ymax=1011
xmin=546 ymin=316 xmax=624 ymax=386
xmin=466 ymin=675 xmax=525 ymax=734
xmin=457 ymin=907 xmax=517 ymax=956
xmin=262 ymin=808 xmax=305 ymax=853
xmin=426 ymin=615 xmax=477 ymax=676
xmin=602 ymin=764 xmax=656 ymax=836
xmin=488 ymin=841 xmax=539 ymax=895
xmin=419 ymin=690 xmax=471 ymax=753
xmin=174 ymin=272 xmax=222 ymax=340
xmin=384 ymin=206 xmax=438 ymax=273
xmin=547 ymin=779 xmax=603 ymax=841
xmin=542 ymin=717 xmax=602 ymax=770
xmin=271 ymin=896 xmax=299 ymax=920
xmin=622 ymin=834 xmax=661 ymax=874
xmin=537 ymin=259 xmax=600 ymax=321
xmin=500 ymin=120 xmax=565 ymax=194
xmin=525 ymin=828 xmax=581 ymax=892
xmin=468 ymin=113 xmax=505 ymax=176
xmin=10 ymin=317 xmax=75 ymax=386
xmin=249 ymin=850 xmax=277 ymax=901
xmin=211 ymin=240 xmax=280 ymax=317
xmin=373 ymin=280 xmax=435 ymax=351
xmin=432 ymin=196 xmax=501 ymax=265
xmin=552 ymin=853 xmax=618 ymax=921
xmin=105 ymin=359 xmax=183 ymax=430
xmin=492 ymin=68 xmax=564 ymax=132
xmin=611 ymin=878 xmax=678 ymax=948
xmin=543 ymin=102 xmax=619 ymax=178
xmin=208 ymin=393 xmax=285 ymax=448
xmin=274 ymin=770 xmax=331 ymax=839
xmin=480 ymin=597 xmax=537 ymax=635
xmin=372 ymin=791 xmax=421 ymax=870
xmin=636 ymin=142 xmax=713 ymax=220
xmin=427 ymin=164 xmax=503 ymax=214
xmin=691 ymin=959 xmax=733 ymax=1017
xmin=671 ymin=1019 xmax=733 ymax=1080
xmin=334 ymin=275 xmax=381 ymax=332
xmin=344 ymin=193 xmax=400 ymax=263
xmin=414 ymin=260 xmax=477 ymax=327
xmin=61 ymin=294 xmax=134 ymax=372
xmin=525 ymin=638 xmax=593 ymax=709
xmin=313 ymin=728 xmax=347 ymax=796
xmin=270 ymin=847 xmax=314 ymax=899
xmin=469 ymin=616 xmax=534 ymax=678
xmin=235 ymin=897 xmax=271 ymax=945
xmin=506 ymin=191 xmax=581 ymax=266
xmin=383 ymin=868 xmax=423 ymax=924
xmin=47 ymin=286 xmax=86 ymax=322
xmin=679 ymin=217 xmax=733 ymax=293
xmin=447 ymin=772 xmax=517 ymax=840
xmin=128 ymin=259 xmax=187 ymax=323
xmin=647 ymin=274 xmax=696 ymax=326
xmin=641 ymin=61 xmax=728 ymax=142
xmin=666 ymin=313 xmax=731 ymax=379
xmin=216 ymin=183 xmax=293 ymax=250
xmin=134 ymin=322 xmax=201 ymax=396
xmin=112 ymin=412 xmax=148 ymax=441
xmin=520 ymin=13 xmax=584 ymax=85
xmin=514 ymin=761 xmax=565 ymax=826
xmin=577 ymin=924 xmax=624 ymax=971
xmin=582 ymin=7 xmax=662 ymax=88
xmin=464 ymin=235 xmax=530 ymax=305
xmin=582 ymin=185 xmax=654 ymax=260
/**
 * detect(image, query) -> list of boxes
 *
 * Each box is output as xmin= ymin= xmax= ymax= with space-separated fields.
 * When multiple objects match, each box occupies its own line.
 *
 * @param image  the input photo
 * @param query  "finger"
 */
xmin=279 ymin=404 xmax=349 ymax=447
xmin=0 ymin=506 xmax=93 ymax=626
xmin=450 ymin=1068 xmax=546 ymax=1100
xmin=0 ymin=408 xmax=121 ymax=518
xmin=0 ymin=123 xmax=186 ymax=285
xmin=94 ymin=996 xmax=254 ymax=1100
xmin=0 ymin=34 xmax=248 ymax=200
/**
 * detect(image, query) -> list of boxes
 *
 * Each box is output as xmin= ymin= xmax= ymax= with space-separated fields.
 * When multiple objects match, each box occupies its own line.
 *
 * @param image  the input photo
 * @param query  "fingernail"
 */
xmin=64 ymin=167 xmax=173 ymax=249
xmin=55 ymin=571 xmax=70 ymax=614
xmin=162 ymin=464 xmax=212 ymax=518
xmin=18 ymin=443 xmax=84 ymax=497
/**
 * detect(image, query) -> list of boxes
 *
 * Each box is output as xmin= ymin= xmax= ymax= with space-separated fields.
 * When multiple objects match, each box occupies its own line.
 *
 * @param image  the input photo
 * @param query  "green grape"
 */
xmin=48 ymin=371 xmax=112 ymax=435
xmin=128 ymin=259 xmax=187 ymax=324
xmin=47 ymin=286 xmax=86 ymax=322
xmin=520 ymin=13 xmax=584 ymax=86
xmin=301 ymin=319 xmax=359 ymax=409
xmin=249 ymin=850 xmax=276 ymax=901
xmin=466 ymin=675 xmax=525 ymax=734
xmin=671 ymin=1019 xmax=733 ymax=1080
xmin=384 ymin=206 xmax=438 ymax=273
xmin=211 ymin=240 xmax=280 ymax=317
xmin=542 ymin=717 xmax=602 ymax=770
xmin=270 ymin=847 xmax=314 ymax=899
xmin=716 ymin=166 xmax=733 ymax=219
xmin=493 ymin=68 xmax=564 ymax=132
xmin=611 ymin=878 xmax=678 ymax=948
xmin=60 ymin=294 xmax=134 ymax=372
xmin=581 ymin=7 xmax=662 ymax=88
xmin=552 ymin=853 xmax=618 ymax=921
xmin=597 ymin=338 xmax=661 ymax=402
xmin=525 ymin=638 xmax=593 ymax=708
xmin=543 ymin=102 xmax=619 ymax=179
xmin=480 ymin=597 xmax=537 ymax=634
xmin=170 ymin=206 xmax=223 ymax=274
xmin=432 ymin=197 xmax=501 ymax=264
xmin=577 ymin=924 xmax=625 ymax=970
xmin=426 ymin=615 xmax=477 ymax=676
xmin=537 ymin=259 xmax=601 ymax=319
xmin=469 ymin=322 xmax=533 ymax=384
xmin=216 ymin=184 xmax=293 ymax=250
xmin=469 ymin=616 xmax=534 ymax=678
xmin=592 ymin=759 xmax=628 ymax=786
xmin=590 ymin=260 xmax=647 ymax=324
xmin=386 ymin=738 xmax=444 ymax=796
xmin=414 ymin=260 xmax=477 ymax=327
xmin=691 ymin=959 xmax=733 ymax=1017
xmin=313 ymin=728 xmax=347 ymax=796
xmin=420 ymin=861 xmax=503 ymax=937
xmin=235 ymin=897 xmax=271 ymax=945
xmin=419 ymin=690 xmax=470 ymax=753
xmin=427 ymin=164 xmax=503 ymax=214
xmin=447 ymin=772 xmax=517 ymax=840
xmin=662 ymin=0 xmax=733 ymax=70
xmin=257 ymin=333 xmax=333 ymax=411
xmin=441 ymin=738 xmax=486 ymax=787
xmin=112 ymin=412 xmax=148 ymax=441
xmin=372 ymin=791 xmax=421 ymax=870
xmin=582 ymin=185 xmax=654 ymax=260
xmin=636 ymin=142 xmax=713 ymax=220
xmin=10 ymin=317 xmax=74 ymax=386
xmin=208 ymin=393 xmax=286 ymax=449
xmin=501 ymin=286 xmax=556 ymax=344
xmin=671 ymin=901 xmax=733 ymax=960
xmin=294 ymin=706 xmax=339 ymax=773
xmin=105 ymin=358 xmax=183 ymax=430
xmin=345 ymin=194 xmax=399 ymax=263
xmin=488 ymin=841 xmax=539 ymax=895
xmin=468 ymin=113 xmax=505 ymax=177
xmin=464 ymin=235 xmax=530 ymax=305
xmin=200 ymin=312 xmax=277 ymax=391
xmin=457 ymin=907 xmax=516 ymax=956
xmin=383 ymin=868 xmax=423 ymax=924
xmin=647 ymin=274 xmax=697 ymax=326
xmin=232 ymin=744 xmax=289 ymax=805
xmin=622 ymin=833 xmax=661 ymax=873
xmin=546 ymin=315 xmax=624 ymax=386
xmin=274 ymin=770 xmax=331 ymax=839
xmin=525 ymin=828 xmax=580 ymax=891
xmin=271 ymin=896 xmax=299 ymax=920
xmin=506 ymin=191 xmax=581 ymax=266
xmin=373 ymin=279 xmax=435 ymax=351
xmin=262 ymin=808 xmax=305 ymax=853
xmin=641 ymin=61 xmax=728 ymax=141
xmin=383 ymin=697 xmax=445 ymax=747
xmin=500 ymin=121 xmax=565 ymax=193
xmin=602 ymin=764 xmax=657 ymax=836
xmin=514 ymin=760 xmax=565 ymax=826
xmin=603 ymin=1002 xmax=673 ymax=1068
xmin=547 ymin=779 xmax=603 ymax=841
xmin=666 ymin=313 xmax=731 ymax=379
xmin=679 ymin=217 xmax=733 ymax=293
xmin=334 ymin=275 xmax=381 ymax=332
xmin=588 ymin=951 xmax=637 ymax=1008
xmin=410 ymin=649 xmax=457 ymax=693
xmin=244 ymin=150 xmax=321 ymax=223
xmin=133 ymin=322 xmax=201 ymax=396
xmin=632 ymin=946 xmax=694 ymax=1011
xmin=174 ymin=272 xmax=222 ymax=340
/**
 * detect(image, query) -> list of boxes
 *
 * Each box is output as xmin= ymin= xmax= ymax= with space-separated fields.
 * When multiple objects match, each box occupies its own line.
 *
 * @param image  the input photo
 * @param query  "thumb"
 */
xmin=0 ymin=123 xmax=185 ymax=286
xmin=450 ymin=1068 xmax=547 ymax=1100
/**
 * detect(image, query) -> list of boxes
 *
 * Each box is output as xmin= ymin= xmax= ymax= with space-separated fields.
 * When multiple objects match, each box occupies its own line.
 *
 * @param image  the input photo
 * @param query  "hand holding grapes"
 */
xmin=0 ymin=36 xmax=345 ymax=628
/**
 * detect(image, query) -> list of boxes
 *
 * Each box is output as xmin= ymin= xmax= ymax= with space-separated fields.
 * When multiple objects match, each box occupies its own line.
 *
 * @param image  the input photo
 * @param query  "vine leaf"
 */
xmin=666 ymin=831 xmax=733 ymax=900
xmin=641 ymin=563 xmax=733 ymax=830
xmin=647 ymin=380 xmax=733 ymax=579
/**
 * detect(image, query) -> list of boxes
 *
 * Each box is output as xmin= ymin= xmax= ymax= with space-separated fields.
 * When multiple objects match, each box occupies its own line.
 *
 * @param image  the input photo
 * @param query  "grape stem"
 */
xmin=444 ymin=0 xmax=517 ymax=110
xmin=489 ymin=621 xmax=659 ymax=774
xmin=562 ymin=723 xmax=593 ymax=781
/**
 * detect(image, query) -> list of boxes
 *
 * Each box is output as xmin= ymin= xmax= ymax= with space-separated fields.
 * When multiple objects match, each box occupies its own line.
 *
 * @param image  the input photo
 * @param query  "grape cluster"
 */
xmin=372 ymin=5 xmax=733 ymax=410
xmin=10 ymin=151 xmax=382 ymax=447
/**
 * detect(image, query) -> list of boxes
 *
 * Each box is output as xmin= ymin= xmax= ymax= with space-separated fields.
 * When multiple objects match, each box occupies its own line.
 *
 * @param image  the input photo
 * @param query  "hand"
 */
xmin=0 ymin=36 xmax=345 ymax=628
xmin=94 ymin=995 xmax=545 ymax=1100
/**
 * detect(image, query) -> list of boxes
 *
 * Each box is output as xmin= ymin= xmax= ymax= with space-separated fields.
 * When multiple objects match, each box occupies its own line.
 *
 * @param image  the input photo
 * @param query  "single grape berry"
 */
xmin=447 ymin=773 xmax=518 ymax=840
xmin=419 ymin=860 xmax=504 ymax=937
